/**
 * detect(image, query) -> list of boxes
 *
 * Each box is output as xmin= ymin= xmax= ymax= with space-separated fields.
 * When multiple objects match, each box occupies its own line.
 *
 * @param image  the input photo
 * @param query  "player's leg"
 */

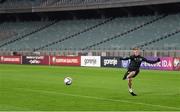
xmin=127 ymin=71 xmax=137 ymax=96
xmin=123 ymin=71 xmax=129 ymax=80
xmin=128 ymin=78 xmax=132 ymax=92
xmin=127 ymin=71 xmax=135 ymax=91
xmin=132 ymin=70 xmax=140 ymax=78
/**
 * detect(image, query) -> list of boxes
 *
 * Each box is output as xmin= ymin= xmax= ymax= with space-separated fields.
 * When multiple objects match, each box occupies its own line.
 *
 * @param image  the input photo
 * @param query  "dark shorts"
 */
xmin=125 ymin=69 xmax=140 ymax=78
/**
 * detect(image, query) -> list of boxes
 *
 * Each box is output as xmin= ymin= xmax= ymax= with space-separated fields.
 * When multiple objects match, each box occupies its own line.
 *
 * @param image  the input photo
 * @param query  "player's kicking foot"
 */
xmin=130 ymin=92 xmax=137 ymax=96
xmin=129 ymin=88 xmax=137 ymax=96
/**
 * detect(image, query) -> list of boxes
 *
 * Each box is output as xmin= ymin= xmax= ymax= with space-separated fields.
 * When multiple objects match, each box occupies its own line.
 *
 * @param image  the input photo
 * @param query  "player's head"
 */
xmin=132 ymin=48 xmax=140 ymax=56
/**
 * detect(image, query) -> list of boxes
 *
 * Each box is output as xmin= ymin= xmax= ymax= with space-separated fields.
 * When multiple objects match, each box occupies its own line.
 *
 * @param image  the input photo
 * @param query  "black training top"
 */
xmin=121 ymin=55 xmax=160 ymax=71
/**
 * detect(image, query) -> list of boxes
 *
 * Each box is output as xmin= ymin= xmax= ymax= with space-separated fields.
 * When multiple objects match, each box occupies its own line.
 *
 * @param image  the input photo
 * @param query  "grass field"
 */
xmin=0 ymin=64 xmax=180 ymax=111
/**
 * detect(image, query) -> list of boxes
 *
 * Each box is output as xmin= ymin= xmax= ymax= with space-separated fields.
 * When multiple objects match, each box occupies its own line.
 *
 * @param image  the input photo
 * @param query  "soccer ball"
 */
xmin=64 ymin=77 xmax=72 ymax=85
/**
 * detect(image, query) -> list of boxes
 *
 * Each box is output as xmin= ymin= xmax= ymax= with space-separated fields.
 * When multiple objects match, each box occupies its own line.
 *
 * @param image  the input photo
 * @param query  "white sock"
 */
xmin=129 ymin=88 xmax=133 ymax=93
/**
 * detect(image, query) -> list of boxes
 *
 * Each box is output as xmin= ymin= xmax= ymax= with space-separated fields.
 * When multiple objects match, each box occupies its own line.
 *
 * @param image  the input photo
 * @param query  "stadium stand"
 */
xmin=0 ymin=13 xmax=180 ymax=51
xmin=0 ymin=0 xmax=33 ymax=8
xmin=4 ymin=18 xmax=116 ymax=50
xmin=88 ymin=13 xmax=180 ymax=50
xmin=0 ymin=1 xmax=180 ymax=52
xmin=34 ymin=17 xmax=115 ymax=51
xmin=47 ymin=15 xmax=165 ymax=50
xmin=0 ymin=31 xmax=17 ymax=41
xmin=0 ymin=20 xmax=58 ymax=48
xmin=0 ymin=18 xmax=108 ymax=50
xmin=142 ymin=30 xmax=180 ymax=50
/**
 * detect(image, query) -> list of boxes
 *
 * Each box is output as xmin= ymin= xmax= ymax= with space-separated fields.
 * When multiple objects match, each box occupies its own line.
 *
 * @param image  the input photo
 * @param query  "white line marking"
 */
xmin=15 ymin=88 xmax=180 ymax=110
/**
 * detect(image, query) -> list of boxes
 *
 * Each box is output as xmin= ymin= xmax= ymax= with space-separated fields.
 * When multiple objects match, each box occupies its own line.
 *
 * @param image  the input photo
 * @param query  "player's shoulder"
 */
xmin=139 ymin=55 xmax=144 ymax=58
xmin=136 ymin=55 xmax=143 ymax=58
xmin=130 ymin=55 xmax=134 ymax=58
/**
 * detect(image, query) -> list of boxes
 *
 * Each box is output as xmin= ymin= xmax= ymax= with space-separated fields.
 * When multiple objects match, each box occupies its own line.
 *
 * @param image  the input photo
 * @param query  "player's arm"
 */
xmin=142 ymin=57 xmax=160 ymax=64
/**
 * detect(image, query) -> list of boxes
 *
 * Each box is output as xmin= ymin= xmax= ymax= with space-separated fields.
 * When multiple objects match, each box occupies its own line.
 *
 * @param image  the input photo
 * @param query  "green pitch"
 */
xmin=0 ymin=64 xmax=180 ymax=111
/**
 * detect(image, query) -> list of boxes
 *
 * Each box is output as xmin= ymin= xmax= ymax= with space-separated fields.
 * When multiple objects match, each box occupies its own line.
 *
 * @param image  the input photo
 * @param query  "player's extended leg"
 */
xmin=127 ymin=71 xmax=137 ymax=96
xmin=123 ymin=71 xmax=129 ymax=80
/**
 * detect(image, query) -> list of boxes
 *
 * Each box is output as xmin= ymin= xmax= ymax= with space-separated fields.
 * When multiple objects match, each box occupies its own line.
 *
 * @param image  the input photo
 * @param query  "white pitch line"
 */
xmin=15 ymin=88 xmax=180 ymax=110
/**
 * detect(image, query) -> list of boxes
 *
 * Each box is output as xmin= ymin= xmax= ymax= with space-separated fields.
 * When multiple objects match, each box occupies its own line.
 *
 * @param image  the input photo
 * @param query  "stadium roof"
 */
xmin=0 ymin=0 xmax=180 ymax=13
